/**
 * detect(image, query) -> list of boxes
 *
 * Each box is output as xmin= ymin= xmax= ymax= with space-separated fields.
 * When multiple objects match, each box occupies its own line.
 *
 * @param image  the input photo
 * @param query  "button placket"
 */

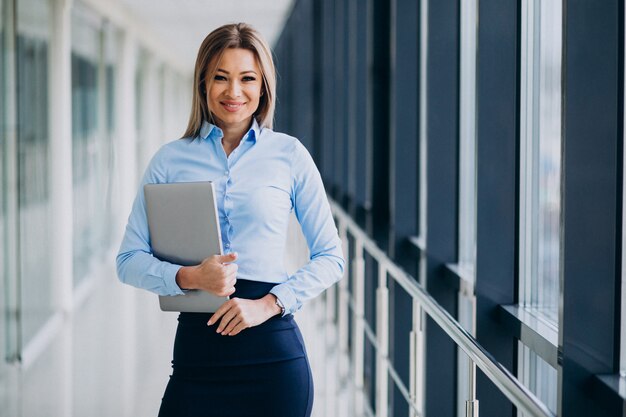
xmin=223 ymin=163 xmax=234 ymax=251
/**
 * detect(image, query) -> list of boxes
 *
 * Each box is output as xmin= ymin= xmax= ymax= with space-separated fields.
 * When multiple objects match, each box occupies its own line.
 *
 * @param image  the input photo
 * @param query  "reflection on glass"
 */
xmin=135 ymin=47 xmax=150 ymax=179
xmin=103 ymin=25 xmax=117 ymax=249
xmin=518 ymin=1 xmax=561 ymax=414
xmin=458 ymin=0 xmax=477 ymax=278
xmin=71 ymin=3 xmax=113 ymax=285
xmin=519 ymin=0 xmax=562 ymax=325
xmin=17 ymin=0 xmax=54 ymax=346
xmin=518 ymin=342 xmax=558 ymax=415
xmin=0 ymin=0 xmax=7 ymax=412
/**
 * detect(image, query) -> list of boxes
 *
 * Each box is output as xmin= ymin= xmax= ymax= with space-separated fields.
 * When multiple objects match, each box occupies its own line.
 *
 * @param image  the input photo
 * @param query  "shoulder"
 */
xmin=259 ymin=128 xmax=310 ymax=160
xmin=259 ymin=127 xmax=300 ymax=150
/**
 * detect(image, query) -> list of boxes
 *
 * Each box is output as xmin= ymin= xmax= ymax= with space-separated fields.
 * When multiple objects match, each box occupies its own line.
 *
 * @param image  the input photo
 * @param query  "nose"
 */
xmin=226 ymin=80 xmax=241 ymax=98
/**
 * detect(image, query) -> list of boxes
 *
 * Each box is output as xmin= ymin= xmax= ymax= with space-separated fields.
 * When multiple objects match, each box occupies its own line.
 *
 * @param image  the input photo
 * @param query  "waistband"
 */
xmin=178 ymin=278 xmax=290 ymax=324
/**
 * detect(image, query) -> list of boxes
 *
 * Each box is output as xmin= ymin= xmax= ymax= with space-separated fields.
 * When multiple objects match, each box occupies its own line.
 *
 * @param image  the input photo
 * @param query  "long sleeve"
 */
xmin=116 ymin=149 xmax=185 ymax=296
xmin=269 ymin=142 xmax=345 ymax=315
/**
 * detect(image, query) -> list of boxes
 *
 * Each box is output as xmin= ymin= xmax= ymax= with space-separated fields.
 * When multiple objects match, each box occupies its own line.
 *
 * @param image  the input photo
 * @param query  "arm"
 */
xmin=269 ymin=142 xmax=345 ymax=315
xmin=116 ymin=152 xmax=186 ymax=296
xmin=115 ymin=151 xmax=238 ymax=296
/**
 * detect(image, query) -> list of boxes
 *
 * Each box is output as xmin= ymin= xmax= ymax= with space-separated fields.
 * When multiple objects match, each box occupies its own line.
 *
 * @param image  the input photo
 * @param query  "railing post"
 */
xmin=466 ymin=360 xmax=479 ymax=417
xmin=338 ymin=222 xmax=350 ymax=365
xmin=376 ymin=263 xmax=389 ymax=417
xmin=352 ymin=238 xmax=366 ymax=415
xmin=410 ymin=299 xmax=425 ymax=417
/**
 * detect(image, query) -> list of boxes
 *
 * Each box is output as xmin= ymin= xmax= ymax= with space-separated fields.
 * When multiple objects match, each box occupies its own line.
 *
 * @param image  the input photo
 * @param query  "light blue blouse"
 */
xmin=116 ymin=119 xmax=345 ymax=316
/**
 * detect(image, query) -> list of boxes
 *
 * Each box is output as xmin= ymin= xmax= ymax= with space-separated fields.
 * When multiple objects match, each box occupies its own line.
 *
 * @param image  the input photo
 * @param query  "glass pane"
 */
xmin=518 ymin=342 xmax=558 ymax=415
xmin=135 ymin=47 xmax=151 ymax=178
xmin=519 ymin=0 xmax=562 ymax=325
xmin=17 ymin=0 xmax=53 ymax=347
xmin=458 ymin=0 xmax=477 ymax=277
xmin=418 ymin=0 xmax=428 ymax=244
xmin=71 ymin=2 xmax=104 ymax=285
xmin=103 ymin=23 xmax=117 ymax=249
xmin=1 ymin=1 xmax=19 ymax=413
xmin=0 ymin=0 xmax=8 ymax=413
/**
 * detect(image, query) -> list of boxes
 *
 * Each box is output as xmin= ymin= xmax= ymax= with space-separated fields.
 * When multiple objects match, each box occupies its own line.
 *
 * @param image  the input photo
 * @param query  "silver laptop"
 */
xmin=144 ymin=181 xmax=229 ymax=312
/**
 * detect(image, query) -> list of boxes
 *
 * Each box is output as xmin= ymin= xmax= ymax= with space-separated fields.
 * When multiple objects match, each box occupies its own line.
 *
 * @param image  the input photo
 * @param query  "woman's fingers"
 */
xmin=221 ymin=316 xmax=244 ymax=335
xmin=207 ymin=298 xmax=272 ymax=336
xmin=227 ymin=321 xmax=248 ymax=336
xmin=207 ymin=298 xmax=235 ymax=326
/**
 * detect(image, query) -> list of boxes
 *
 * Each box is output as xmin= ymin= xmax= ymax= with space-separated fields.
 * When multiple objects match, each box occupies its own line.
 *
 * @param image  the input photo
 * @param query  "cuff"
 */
xmin=270 ymin=284 xmax=298 ymax=316
xmin=163 ymin=263 xmax=185 ymax=295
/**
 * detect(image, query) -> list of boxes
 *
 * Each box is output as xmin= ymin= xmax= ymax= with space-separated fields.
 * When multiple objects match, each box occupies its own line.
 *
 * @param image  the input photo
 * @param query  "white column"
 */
xmin=49 ymin=0 xmax=74 ymax=313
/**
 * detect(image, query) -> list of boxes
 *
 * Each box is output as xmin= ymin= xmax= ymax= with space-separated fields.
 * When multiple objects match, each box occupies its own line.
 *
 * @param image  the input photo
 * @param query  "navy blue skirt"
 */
xmin=158 ymin=279 xmax=314 ymax=417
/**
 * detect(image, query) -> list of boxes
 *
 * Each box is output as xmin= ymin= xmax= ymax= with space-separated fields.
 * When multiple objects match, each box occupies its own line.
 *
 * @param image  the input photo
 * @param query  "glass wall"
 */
xmin=0 ymin=0 xmax=8 ymax=413
xmin=518 ymin=0 xmax=562 ymax=414
xmin=518 ymin=342 xmax=558 ymax=414
xmin=17 ymin=0 xmax=53 ymax=347
xmin=102 ymin=21 xmax=117 ymax=250
xmin=457 ymin=0 xmax=478 ymax=415
xmin=458 ymin=0 xmax=478 ymax=276
xmin=519 ymin=0 xmax=562 ymax=325
xmin=71 ymin=2 xmax=106 ymax=285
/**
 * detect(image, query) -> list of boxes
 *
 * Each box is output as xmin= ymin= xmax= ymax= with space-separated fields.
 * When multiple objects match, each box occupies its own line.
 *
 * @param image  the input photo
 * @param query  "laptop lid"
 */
xmin=144 ymin=181 xmax=228 ymax=312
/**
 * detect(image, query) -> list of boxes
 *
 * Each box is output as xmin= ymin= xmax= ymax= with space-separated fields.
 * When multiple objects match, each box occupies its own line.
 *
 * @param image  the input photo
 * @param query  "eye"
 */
xmin=214 ymin=75 xmax=227 ymax=81
xmin=242 ymin=76 xmax=256 ymax=82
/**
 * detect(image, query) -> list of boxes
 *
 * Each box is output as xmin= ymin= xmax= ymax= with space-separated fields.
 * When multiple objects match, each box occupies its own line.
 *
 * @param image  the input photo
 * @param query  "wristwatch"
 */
xmin=275 ymin=296 xmax=285 ymax=316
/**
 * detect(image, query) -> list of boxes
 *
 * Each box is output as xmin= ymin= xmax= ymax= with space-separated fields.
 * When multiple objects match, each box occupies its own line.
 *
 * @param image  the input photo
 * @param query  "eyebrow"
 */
xmin=216 ymin=69 xmax=258 ymax=75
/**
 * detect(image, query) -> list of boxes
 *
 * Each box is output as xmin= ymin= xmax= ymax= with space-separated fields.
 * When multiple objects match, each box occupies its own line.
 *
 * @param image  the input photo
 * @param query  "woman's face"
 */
xmin=206 ymin=48 xmax=263 ymax=131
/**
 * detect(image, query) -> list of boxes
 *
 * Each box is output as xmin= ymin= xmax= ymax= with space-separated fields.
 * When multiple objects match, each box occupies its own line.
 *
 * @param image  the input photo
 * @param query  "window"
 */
xmin=518 ymin=342 xmax=558 ymax=414
xmin=518 ymin=0 xmax=562 ymax=413
xmin=71 ymin=2 xmax=106 ymax=285
xmin=458 ymin=0 xmax=477 ymax=278
xmin=17 ymin=0 xmax=54 ymax=346
xmin=519 ymin=0 xmax=562 ymax=326
xmin=457 ymin=0 xmax=478 ymax=414
xmin=0 ymin=0 xmax=12 ymax=413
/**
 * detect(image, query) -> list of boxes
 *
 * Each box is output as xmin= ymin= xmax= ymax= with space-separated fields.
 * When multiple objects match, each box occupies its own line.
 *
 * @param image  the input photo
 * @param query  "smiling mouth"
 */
xmin=221 ymin=102 xmax=245 ymax=112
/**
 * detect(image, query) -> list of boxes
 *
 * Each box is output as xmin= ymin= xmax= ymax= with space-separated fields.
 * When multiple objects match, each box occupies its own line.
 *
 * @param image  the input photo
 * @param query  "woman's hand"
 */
xmin=176 ymin=253 xmax=238 ymax=296
xmin=207 ymin=294 xmax=282 ymax=336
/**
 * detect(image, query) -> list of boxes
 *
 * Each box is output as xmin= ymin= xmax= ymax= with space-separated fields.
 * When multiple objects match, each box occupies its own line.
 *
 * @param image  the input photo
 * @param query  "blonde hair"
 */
xmin=182 ymin=23 xmax=276 ymax=138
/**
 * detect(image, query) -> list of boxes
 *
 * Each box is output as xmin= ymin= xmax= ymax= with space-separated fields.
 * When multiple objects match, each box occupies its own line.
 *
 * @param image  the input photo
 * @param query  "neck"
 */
xmin=219 ymin=118 xmax=253 ymax=148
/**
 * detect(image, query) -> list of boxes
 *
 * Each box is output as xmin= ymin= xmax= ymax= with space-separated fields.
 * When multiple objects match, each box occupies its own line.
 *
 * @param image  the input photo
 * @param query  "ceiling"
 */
xmin=118 ymin=0 xmax=295 ymax=72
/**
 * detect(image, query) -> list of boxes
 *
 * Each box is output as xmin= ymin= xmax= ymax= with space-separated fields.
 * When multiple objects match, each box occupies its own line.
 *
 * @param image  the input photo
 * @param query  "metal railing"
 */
xmin=326 ymin=200 xmax=556 ymax=417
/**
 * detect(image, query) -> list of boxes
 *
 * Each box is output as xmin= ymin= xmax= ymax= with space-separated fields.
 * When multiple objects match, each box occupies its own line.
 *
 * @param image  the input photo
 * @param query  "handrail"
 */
xmin=329 ymin=200 xmax=556 ymax=417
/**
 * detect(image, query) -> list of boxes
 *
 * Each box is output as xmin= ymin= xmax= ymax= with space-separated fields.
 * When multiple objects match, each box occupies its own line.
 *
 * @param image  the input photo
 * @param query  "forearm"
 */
xmin=116 ymin=249 xmax=185 ymax=296
xmin=270 ymin=253 xmax=344 ymax=315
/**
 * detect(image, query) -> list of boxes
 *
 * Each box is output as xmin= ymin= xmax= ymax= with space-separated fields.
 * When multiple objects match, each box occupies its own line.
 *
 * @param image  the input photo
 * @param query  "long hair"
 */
xmin=182 ymin=23 xmax=276 ymax=138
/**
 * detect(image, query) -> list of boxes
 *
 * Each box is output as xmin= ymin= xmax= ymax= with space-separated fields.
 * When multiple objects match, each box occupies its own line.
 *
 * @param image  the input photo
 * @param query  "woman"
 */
xmin=116 ymin=23 xmax=344 ymax=417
